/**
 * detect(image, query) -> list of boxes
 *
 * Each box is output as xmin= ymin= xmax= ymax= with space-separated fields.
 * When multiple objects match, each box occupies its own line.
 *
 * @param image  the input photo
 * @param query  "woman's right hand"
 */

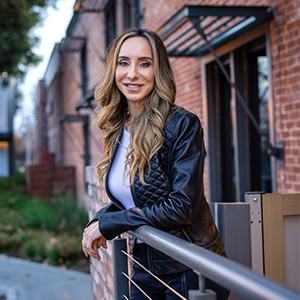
xmin=82 ymin=221 xmax=108 ymax=260
xmin=90 ymin=236 xmax=108 ymax=260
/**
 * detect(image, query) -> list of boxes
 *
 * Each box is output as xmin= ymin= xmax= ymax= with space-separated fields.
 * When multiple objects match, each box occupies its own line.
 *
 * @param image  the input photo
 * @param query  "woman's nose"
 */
xmin=127 ymin=64 xmax=139 ymax=79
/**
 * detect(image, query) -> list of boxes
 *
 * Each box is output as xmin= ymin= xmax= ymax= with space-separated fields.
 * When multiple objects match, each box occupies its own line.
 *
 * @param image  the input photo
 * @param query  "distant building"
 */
xmin=35 ymin=0 xmax=300 ymax=201
xmin=0 ymin=76 xmax=15 ymax=177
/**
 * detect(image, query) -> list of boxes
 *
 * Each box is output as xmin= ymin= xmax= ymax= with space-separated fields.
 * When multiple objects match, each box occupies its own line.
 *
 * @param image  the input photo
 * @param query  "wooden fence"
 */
xmin=26 ymin=165 xmax=76 ymax=200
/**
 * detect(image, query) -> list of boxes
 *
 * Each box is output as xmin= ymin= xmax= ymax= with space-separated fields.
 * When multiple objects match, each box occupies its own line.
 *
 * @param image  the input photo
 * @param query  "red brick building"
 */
xmin=35 ymin=0 xmax=299 ymax=200
xmin=34 ymin=0 xmax=300 ymax=298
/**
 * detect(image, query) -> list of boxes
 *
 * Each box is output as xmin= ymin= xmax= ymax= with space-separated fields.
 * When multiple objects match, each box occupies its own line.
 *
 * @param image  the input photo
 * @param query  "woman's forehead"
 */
xmin=119 ymin=37 xmax=152 ymax=58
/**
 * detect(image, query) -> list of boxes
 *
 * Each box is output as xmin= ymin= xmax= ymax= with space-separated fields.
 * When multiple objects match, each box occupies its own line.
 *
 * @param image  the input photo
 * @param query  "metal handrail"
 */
xmin=127 ymin=226 xmax=299 ymax=300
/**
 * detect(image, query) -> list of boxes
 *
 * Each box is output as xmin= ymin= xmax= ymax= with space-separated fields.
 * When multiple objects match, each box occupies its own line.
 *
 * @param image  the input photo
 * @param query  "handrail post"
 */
xmin=188 ymin=289 xmax=216 ymax=299
xmin=199 ymin=274 xmax=206 ymax=292
xmin=112 ymin=238 xmax=129 ymax=300
xmin=188 ymin=273 xmax=216 ymax=299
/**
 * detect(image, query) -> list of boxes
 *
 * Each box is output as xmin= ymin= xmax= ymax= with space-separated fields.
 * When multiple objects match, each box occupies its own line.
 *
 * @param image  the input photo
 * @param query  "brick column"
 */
xmin=85 ymin=166 xmax=114 ymax=300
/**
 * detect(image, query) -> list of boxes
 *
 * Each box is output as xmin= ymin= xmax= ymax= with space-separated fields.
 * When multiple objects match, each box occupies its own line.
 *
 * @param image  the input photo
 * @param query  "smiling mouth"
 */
xmin=125 ymin=84 xmax=142 ymax=88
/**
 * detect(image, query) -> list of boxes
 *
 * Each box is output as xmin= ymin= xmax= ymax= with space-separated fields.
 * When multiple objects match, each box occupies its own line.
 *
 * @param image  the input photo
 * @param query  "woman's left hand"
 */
xmin=82 ymin=221 xmax=107 ymax=260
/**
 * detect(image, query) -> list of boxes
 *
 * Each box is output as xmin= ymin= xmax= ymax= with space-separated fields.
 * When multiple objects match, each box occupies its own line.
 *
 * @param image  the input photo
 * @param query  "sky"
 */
xmin=15 ymin=0 xmax=75 ymax=135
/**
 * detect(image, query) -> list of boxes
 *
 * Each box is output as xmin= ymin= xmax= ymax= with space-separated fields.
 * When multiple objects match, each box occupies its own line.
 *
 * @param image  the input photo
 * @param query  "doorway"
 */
xmin=206 ymin=36 xmax=272 ymax=202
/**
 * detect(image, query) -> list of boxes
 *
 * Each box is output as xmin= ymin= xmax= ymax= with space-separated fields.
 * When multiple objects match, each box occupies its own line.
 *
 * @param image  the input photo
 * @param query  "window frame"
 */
xmin=104 ymin=0 xmax=117 ymax=48
xmin=122 ymin=0 xmax=142 ymax=29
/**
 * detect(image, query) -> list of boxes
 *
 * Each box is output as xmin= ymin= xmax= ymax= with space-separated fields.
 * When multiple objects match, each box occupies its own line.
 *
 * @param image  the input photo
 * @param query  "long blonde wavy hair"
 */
xmin=95 ymin=28 xmax=176 ymax=187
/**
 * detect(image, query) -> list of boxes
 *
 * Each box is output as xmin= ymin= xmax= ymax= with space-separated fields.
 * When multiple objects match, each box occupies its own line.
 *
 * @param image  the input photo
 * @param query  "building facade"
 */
xmin=34 ymin=0 xmax=300 ymax=298
xmin=35 ymin=0 xmax=300 ymax=202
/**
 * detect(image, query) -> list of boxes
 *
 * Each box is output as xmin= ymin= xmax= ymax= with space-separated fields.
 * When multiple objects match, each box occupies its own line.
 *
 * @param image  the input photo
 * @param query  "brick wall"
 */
xmin=58 ymin=10 xmax=106 ymax=200
xmin=36 ymin=80 xmax=48 ymax=164
xmin=268 ymin=0 xmax=300 ymax=192
xmin=85 ymin=166 xmax=114 ymax=300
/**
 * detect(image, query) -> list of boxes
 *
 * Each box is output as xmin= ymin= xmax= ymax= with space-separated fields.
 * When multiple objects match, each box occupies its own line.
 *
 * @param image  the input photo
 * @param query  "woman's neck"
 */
xmin=127 ymin=99 xmax=146 ymax=119
xmin=126 ymin=100 xmax=146 ymax=132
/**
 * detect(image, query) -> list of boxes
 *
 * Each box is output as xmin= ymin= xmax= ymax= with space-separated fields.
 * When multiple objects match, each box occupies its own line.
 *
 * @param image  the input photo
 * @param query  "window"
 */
xmin=81 ymin=42 xmax=88 ymax=96
xmin=45 ymin=102 xmax=53 ymax=115
xmin=206 ymin=36 xmax=273 ymax=202
xmin=123 ymin=0 xmax=141 ymax=29
xmin=105 ymin=0 xmax=117 ymax=48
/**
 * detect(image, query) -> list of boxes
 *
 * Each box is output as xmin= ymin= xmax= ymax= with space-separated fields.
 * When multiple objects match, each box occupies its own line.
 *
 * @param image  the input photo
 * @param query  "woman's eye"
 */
xmin=118 ymin=61 xmax=128 ymax=66
xmin=140 ymin=62 xmax=150 ymax=67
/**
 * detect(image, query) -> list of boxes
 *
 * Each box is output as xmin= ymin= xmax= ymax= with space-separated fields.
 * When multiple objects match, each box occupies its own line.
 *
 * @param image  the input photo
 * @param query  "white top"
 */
xmin=108 ymin=128 xmax=135 ymax=209
xmin=107 ymin=128 xmax=143 ymax=243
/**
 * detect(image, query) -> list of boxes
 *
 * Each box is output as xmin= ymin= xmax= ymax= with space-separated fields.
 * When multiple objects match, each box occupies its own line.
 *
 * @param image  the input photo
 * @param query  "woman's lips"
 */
xmin=124 ymin=83 xmax=143 ymax=91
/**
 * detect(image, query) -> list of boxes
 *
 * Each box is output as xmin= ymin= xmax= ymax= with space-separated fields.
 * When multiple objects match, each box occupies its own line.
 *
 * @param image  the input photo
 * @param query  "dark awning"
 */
xmin=157 ymin=5 xmax=283 ymax=162
xmin=157 ymin=5 xmax=274 ymax=57
xmin=75 ymin=89 xmax=96 ymax=111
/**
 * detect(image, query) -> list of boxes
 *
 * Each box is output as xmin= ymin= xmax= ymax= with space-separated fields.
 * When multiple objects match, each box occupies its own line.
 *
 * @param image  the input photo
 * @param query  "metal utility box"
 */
xmin=209 ymin=202 xmax=251 ymax=268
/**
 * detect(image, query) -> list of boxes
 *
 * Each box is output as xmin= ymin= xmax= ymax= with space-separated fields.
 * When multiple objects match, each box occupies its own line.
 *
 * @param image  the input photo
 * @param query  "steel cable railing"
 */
xmin=122 ymin=250 xmax=187 ymax=300
xmin=113 ymin=238 xmax=191 ymax=300
xmin=112 ymin=225 xmax=300 ymax=300
xmin=122 ymin=272 xmax=152 ymax=300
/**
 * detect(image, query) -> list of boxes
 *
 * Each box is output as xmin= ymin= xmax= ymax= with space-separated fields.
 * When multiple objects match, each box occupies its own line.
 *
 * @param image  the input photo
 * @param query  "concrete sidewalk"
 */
xmin=0 ymin=255 xmax=92 ymax=300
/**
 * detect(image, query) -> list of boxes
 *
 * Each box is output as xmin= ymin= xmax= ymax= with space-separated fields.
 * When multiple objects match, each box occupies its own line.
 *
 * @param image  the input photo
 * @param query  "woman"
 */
xmin=82 ymin=28 xmax=229 ymax=300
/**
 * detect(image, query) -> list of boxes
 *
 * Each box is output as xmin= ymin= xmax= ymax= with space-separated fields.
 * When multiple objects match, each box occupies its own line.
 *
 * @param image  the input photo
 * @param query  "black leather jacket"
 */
xmin=90 ymin=106 xmax=224 ymax=275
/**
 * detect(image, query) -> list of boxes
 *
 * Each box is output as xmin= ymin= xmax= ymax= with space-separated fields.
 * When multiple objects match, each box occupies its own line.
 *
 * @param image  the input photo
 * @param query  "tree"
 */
xmin=0 ymin=0 xmax=57 ymax=78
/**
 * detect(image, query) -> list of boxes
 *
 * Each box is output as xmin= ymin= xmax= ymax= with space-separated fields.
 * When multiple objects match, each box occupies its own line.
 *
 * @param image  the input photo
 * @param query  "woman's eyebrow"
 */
xmin=139 ymin=56 xmax=153 ymax=61
xmin=117 ymin=56 xmax=129 ymax=60
xmin=118 ymin=55 xmax=153 ymax=61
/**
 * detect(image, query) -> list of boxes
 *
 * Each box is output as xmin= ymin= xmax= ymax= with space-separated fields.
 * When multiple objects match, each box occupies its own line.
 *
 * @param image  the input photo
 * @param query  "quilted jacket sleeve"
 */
xmin=97 ymin=111 xmax=205 ymax=240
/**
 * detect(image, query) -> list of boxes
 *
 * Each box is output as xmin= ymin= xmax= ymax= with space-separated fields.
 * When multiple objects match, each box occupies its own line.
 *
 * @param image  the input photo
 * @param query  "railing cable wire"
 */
xmin=121 ymin=250 xmax=187 ymax=300
xmin=122 ymin=272 xmax=152 ymax=300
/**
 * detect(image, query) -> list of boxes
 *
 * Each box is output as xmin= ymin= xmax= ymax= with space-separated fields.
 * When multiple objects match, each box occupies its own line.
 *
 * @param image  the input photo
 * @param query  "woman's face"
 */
xmin=115 ymin=37 xmax=155 ymax=107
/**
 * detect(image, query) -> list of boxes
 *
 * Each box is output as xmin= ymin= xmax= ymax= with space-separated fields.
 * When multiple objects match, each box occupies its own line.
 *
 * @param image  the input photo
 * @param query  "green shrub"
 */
xmin=18 ymin=232 xmax=83 ymax=265
xmin=0 ymin=172 xmax=26 ymax=197
xmin=48 ymin=244 xmax=61 ymax=265
xmin=45 ymin=234 xmax=82 ymax=265
xmin=35 ymin=243 xmax=47 ymax=262
xmin=0 ymin=232 xmax=19 ymax=252
xmin=14 ymin=230 xmax=34 ymax=245
xmin=0 ymin=175 xmax=89 ymax=268
xmin=15 ymin=170 xmax=26 ymax=185
xmin=23 ymin=239 xmax=36 ymax=258
xmin=56 ymin=235 xmax=84 ymax=263
xmin=0 ymin=207 xmax=24 ymax=230
xmin=21 ymin=231 xmax=48 ymax=262
xmin=51 ymin=191 xmax=88 ymax=235
xmin=17 ymin=198 xmax=58 ymax=231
